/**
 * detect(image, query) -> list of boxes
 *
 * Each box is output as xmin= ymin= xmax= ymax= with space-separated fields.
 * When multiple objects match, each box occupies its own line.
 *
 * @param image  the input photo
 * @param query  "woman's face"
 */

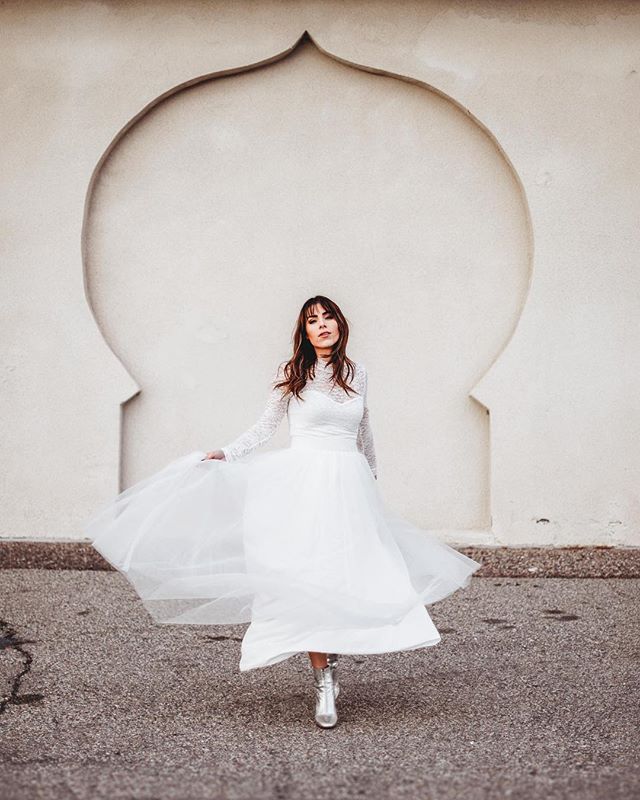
xmin=305 ymin=304 xmax=339 ymax=353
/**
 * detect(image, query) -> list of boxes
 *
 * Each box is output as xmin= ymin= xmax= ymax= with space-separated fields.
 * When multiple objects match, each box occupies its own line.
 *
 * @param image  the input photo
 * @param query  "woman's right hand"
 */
xmin=201 ymin=449 xmax=226 ymax=461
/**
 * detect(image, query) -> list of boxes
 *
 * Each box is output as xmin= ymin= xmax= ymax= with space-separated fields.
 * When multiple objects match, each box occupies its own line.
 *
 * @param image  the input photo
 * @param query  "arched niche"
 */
xmin=83 ymin=31 xmax=531 ymax=538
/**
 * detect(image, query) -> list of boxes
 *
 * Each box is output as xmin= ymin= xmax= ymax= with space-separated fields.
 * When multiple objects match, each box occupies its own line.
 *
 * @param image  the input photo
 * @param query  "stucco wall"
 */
xmin=2 ymin=1 xmax=638 ymax=547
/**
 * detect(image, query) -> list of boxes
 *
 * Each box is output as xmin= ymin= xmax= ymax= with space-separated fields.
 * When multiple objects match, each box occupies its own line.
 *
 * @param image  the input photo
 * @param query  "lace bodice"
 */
xmin=221 ymin=358 xmax=378 ymax=478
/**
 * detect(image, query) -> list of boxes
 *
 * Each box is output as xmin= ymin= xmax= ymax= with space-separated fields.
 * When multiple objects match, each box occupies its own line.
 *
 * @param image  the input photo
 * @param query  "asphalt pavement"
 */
xmin=1 ymin=570 xmax=638 ymax=799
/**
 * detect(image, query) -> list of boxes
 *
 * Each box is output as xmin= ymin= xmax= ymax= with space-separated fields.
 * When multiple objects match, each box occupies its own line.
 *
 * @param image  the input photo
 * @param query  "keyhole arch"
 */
xmin=82 ymin=29 xmax=532 ymax=537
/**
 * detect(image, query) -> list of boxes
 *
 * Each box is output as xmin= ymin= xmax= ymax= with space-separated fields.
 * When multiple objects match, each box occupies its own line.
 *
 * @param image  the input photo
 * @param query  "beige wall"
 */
xmin=2 ymin=1 xmax=638 ymax=547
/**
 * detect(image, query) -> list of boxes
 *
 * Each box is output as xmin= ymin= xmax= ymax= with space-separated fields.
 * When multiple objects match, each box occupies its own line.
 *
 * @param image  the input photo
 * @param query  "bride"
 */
xmin=87 ymin=294 xmax=482 ymax=729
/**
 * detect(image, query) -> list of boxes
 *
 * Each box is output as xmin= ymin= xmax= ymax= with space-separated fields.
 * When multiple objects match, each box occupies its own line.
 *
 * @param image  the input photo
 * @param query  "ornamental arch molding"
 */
xmin=83 ymin=30 xmax=532 ymax=538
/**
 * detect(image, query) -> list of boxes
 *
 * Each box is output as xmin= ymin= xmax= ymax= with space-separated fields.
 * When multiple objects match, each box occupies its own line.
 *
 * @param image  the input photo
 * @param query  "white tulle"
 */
xmin=86 ymin=362 xmax=482 ymax=671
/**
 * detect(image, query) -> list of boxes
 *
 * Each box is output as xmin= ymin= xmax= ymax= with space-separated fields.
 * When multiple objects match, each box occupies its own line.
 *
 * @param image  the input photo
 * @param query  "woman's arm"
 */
xmin=356 ymin=365 xmax=378 ymax=479
xmin=221 ymin=363 xmax=289 ymax=461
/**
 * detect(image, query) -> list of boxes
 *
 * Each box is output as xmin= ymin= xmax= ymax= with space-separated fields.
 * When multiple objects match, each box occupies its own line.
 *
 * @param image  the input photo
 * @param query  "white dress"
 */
xmin=86 ymin=357 xmax=482 ymax=672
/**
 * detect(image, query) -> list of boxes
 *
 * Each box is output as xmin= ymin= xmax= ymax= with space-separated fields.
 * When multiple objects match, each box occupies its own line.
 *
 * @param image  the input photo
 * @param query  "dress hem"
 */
xmin=238 ymin=634 xmax=443 ymax=672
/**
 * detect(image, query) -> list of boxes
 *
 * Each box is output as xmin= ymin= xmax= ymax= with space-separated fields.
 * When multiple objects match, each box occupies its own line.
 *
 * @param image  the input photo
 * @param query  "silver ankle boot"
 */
xmin=312 ymin=665 xmax=338 ymax=728
xmin=327 ymin=653 xmax=340 ymax=699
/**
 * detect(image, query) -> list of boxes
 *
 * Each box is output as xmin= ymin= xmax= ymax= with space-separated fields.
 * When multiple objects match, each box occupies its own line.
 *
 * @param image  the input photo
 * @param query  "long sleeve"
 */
xmin=356 ymin=365 xmax=378 ymax=479
xmin=221 ymin=363 xmax=289 ymax=462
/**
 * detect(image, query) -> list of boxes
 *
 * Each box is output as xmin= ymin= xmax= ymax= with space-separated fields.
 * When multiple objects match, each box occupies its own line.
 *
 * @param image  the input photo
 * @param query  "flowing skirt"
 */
xmin=86 ymin=440 xmax=482 ymax=671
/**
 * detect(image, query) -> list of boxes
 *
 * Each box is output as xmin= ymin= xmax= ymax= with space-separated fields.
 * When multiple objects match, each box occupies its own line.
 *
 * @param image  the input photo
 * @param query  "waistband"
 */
xmin=289 ymin=435 xmax=358 ymax=452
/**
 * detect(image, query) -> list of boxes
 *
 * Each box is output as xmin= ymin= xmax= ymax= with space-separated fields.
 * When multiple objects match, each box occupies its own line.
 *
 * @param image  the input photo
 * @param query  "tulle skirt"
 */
xmin=86 ymin=438 xmax=482 ymax=671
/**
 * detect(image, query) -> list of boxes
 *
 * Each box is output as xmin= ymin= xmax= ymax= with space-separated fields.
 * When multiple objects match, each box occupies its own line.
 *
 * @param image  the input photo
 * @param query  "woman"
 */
xmin=87 ymin=295 xmax=482 ymax=729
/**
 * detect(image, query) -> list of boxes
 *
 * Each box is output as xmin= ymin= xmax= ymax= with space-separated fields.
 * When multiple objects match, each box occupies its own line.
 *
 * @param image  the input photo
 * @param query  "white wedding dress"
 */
xmin=86 ymin=357 xmax=482 ymax=671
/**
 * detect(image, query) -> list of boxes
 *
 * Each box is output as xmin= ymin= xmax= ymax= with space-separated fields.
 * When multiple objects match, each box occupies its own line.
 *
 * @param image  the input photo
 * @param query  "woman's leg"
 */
xmin=308 ymin=651 xmax=328 ymax=668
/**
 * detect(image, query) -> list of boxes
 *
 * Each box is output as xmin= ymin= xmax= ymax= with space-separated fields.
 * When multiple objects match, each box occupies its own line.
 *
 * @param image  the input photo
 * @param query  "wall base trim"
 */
xmin=0 ymin=540 xmax=638 ymax=577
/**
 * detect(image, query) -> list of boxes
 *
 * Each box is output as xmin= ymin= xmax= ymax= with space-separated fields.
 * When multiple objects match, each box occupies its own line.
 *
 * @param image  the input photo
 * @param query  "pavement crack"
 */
xmin=202 ymin=634 xmax=243 ymax=642
xmin=0 ymin=619 xmax=38 ymax=715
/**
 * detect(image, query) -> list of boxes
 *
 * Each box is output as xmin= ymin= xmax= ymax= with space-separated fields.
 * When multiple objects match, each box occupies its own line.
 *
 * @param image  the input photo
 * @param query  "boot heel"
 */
xmin=312 ymin=665 xmax=338 ymax=728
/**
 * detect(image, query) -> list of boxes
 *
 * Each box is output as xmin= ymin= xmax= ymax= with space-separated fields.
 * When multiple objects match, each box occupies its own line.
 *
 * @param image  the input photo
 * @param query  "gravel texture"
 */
xmin=1 ymin=541 xmax=639 ymax=577
xmin=0 ymin=569 xmax=638 ymax=799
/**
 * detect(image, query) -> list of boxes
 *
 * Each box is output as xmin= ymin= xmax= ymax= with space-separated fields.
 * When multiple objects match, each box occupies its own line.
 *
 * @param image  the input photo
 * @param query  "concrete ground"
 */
xmin=0 ymin=570 xmax=638 ymax=800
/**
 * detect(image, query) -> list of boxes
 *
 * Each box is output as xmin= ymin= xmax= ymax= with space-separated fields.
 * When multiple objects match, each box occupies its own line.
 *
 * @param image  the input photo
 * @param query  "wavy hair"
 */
xmin=274 ymin=295 xmax=359 ymax=401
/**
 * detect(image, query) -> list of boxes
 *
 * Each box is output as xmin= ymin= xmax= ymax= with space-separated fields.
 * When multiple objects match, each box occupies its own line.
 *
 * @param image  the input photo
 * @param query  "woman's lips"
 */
xmin=319 ymin=332 xmax=331 ymax=338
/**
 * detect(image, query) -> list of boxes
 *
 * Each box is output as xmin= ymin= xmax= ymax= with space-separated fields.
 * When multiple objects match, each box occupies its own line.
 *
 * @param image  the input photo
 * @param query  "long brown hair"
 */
xmin=274 ymin=296 xmax=359 ymax=401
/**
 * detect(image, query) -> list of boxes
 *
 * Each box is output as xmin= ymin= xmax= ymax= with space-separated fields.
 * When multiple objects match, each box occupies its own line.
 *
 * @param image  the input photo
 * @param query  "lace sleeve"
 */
xmin=221 ymin=363 xmax=289 ymax=462
xmin=356 ymin=364 xmax=378 ymax=479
